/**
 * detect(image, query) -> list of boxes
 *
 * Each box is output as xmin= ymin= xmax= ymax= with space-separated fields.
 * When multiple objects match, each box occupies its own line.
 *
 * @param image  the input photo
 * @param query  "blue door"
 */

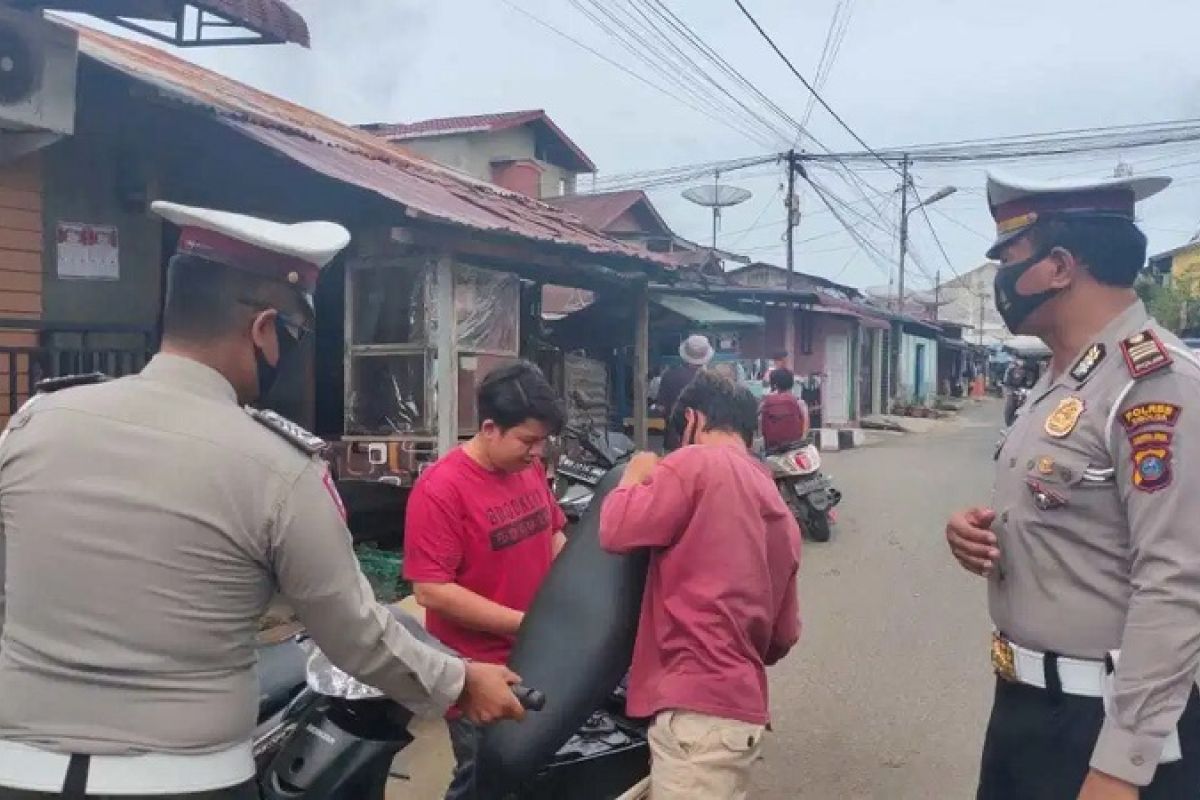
xmin=914 ymin=343 xmax=926 ymax=400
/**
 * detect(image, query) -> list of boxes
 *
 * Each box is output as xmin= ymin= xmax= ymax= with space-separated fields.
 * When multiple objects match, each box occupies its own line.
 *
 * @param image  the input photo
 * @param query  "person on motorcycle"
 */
xmin=0 ymin=203 xmax=524 ymax=800
xmin=760 ymin=367 xmax=809 ymax=453
xmin=403 ymin=361 xmax=567 ymax=800
xmin=598 ymin=371 xmax=801 ymax=800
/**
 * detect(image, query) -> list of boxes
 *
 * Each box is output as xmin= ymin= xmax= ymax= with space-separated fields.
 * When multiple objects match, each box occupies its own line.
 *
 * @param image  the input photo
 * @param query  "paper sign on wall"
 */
xmin=57 ymin=222 xmax=119 ymax=280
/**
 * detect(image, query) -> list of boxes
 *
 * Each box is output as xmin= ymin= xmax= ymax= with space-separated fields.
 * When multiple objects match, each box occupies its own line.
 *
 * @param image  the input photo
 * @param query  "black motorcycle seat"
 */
xmin=256 ymin=638 xmax=309 ymax=721
xmin=477 ymin=464 xmax=649 ymax=796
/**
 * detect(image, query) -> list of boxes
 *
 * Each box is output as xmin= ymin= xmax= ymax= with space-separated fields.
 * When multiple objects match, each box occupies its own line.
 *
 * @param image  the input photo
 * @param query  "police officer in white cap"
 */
xmin=0 ymin=202 xmax=526 ymax=799
xmin=945 ymin=173 xmax=1200 ymax=799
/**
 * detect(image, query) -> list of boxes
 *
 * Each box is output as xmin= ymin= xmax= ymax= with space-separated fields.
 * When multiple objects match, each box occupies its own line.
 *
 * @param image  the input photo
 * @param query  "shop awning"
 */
xmin=651 ymin=294 xmax=764 ymax=327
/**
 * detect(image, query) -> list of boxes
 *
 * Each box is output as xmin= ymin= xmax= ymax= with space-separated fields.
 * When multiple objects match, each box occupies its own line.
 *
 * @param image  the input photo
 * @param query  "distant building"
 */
xmin=935 ymin=263 xmax=1011 ymax=347
xmin=360 ymin=109 xmax=595 ymax=200
xmin=1148 ymin=240 xmax=1200 ymax=296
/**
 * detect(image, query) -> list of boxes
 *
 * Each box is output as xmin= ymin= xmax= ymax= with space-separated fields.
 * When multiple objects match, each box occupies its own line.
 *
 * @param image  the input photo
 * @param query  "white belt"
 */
xmin=0 ymin=739 xmax=255 ymax=795
xmin=991 ymin=633 xmax=1106 ymax=697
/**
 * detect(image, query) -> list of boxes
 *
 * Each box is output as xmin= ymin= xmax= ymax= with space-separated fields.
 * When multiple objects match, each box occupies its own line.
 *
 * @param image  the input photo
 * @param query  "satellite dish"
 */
xmin=682 ymin=185 xmax=752 ymax=208
xmin=683 ymin=181 xmax=752 ymax=250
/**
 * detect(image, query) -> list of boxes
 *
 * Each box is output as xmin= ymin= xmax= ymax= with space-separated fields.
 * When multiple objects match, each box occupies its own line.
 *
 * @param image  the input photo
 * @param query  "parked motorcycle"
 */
xmin=551 ymin=393 xmax=634 ymax=523
xmin=252 ymin=611 xmax=648 ymax=800
xmin=764 ymin=438 xmax=842 ymax=543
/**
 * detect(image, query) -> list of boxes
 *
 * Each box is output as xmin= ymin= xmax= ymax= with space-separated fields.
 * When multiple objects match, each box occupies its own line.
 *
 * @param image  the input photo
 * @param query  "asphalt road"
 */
xmin=755 ymin=401 xmax=1001 ymax=800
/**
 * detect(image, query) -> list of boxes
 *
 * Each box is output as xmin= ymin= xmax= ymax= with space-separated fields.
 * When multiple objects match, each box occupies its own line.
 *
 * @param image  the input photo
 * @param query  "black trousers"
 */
xmin=978 ymin=678 xmax=1200 ymax=799
xmin=0 ymin=780 xmax=258 ymax=800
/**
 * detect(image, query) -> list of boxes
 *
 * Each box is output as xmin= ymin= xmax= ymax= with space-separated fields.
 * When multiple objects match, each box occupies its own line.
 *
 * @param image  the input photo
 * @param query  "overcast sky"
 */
xmin=87 ymin=0 xmax=1200 ymax=293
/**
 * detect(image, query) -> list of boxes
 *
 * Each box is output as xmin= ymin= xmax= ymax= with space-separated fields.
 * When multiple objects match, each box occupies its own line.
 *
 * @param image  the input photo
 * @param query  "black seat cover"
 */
xmin=255 ymin=638 xmax=309 ymax=720
xmin=476 ymin=464 xmax=649 ymax=795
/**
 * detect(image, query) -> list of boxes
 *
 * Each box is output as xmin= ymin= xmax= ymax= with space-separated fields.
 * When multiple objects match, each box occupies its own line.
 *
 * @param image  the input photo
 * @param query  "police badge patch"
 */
xmin=1045 ymin=396 xmax=1085 ymax=438
xmin=1069 ymin=343 xmax=1106 ymax=383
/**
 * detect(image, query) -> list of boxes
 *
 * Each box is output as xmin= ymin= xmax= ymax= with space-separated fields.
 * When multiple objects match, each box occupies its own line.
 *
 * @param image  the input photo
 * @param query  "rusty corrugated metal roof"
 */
xmin=31 ymin=1 xmax=309 ymax=46
xmin=361 ymin=109 xmax=597 ymax=174
xmin=195 ymin=0 xmax=309 ymax=46
xmin=363 ymin=110 xmax=546 ymax=140
xmin=72 ymin=25 xmax=665 ymax=270
xmin=545 ymin=190 xmax=671 ymax=235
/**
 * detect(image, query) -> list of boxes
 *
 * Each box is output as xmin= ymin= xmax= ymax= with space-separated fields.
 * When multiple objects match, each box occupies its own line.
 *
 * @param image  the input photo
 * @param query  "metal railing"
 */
xmin=0 ymin=319 xmax=155 ymax=416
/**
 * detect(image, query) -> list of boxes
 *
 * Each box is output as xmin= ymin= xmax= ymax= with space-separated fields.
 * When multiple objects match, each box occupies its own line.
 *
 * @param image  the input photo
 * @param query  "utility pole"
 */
xmin=978 ymin=292 xmax=986 ymax=346
xmin=785 ymin=149 xmax=796 ymax=290
xmin=934 ymin=269 xmax=941 ymax=321
xmin=784 ymin=150 xmax=798 ymax=369
xmin=896 ymin=153 xmax=911 ymax=313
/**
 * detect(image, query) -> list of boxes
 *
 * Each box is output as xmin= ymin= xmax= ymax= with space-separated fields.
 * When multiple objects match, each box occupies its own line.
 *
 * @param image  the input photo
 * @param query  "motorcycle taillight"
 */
xmin=792 ymin=453 xmax=810 ymax=470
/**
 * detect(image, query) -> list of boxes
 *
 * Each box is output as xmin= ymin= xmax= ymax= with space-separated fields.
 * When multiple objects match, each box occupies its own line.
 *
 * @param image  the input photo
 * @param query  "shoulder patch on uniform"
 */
xmin=1069 ymin=343 xmax=1106 ymax=383
xmin=1131 ymin=434 xmax=1173 ymax=493
xmin=1120 ymin=330 xmax=1172 ymax=379
xmin=247 ymin=407 xmax=326 ymax=455
xmin=34 ymin=372 xmax=110 ymax=394
xmin=1120 ymin=402 xmax=1181 ymax=433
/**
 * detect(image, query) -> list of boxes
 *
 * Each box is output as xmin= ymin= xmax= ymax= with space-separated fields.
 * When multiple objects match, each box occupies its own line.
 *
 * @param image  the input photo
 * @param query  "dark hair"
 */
xmin=477 ymin=361 xmax=564 ymax=433
xmin=670 ymin=370 xmax=758 ymax=446
xmin=769 ymin=367 xmax=795 ymax=392
xmin=771 ymin=350 xmax=789 ymax=361
xmin=1028 ymin=216 xmax=1148 ymax=288
xmin=162 ymin=254 xmax=308 ymax=343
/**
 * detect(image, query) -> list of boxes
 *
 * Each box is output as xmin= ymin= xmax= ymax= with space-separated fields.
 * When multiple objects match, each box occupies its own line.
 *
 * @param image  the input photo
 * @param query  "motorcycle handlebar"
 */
xmin=513 ymin=684 xmax=546 ymax=712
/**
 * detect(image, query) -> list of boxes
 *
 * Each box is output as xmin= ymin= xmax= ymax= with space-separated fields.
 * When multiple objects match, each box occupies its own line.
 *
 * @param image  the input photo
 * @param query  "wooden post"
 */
xmin=633 ymin=282 xmax=650 ymax=450
xmin=435 ymin=254 xmax=458 ymax=457
xmin=784 ymin=304 xmax=796 ymax=369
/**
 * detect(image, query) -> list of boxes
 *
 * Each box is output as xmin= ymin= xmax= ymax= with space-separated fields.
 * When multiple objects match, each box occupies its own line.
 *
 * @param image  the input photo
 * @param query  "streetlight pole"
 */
xmin=897 ymin=163 xmax=957 ymax=315
xmin=896 ymin=155 xmax=910 ymax=312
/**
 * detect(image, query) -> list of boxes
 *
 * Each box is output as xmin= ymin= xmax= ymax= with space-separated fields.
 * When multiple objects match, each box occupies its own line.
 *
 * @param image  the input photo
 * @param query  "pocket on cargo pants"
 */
xmin=648 ymin=711 xmax=765 ymax=799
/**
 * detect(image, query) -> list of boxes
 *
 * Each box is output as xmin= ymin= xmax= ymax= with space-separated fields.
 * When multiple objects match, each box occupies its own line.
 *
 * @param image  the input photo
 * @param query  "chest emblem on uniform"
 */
xmin=1044 ymin=396 xmax=1085 ymax=438
xmin=1069 ymin=343 xmax=1106 ymax=383
xmin=1036 ymin=456 xmax=1055 ymax=475
xmin=1120 ymin=329 xmax=1172 ymax=379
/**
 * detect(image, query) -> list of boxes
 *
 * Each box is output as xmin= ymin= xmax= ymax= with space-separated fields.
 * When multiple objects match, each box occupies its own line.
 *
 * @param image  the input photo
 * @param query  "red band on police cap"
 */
xmin=991 ymin=189 xmax=1135 ymax=231
xmin=177 ymin=227 xmax=319 ymax=292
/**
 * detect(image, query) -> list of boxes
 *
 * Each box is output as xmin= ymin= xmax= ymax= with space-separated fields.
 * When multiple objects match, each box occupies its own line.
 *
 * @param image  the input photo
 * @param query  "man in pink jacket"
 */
xmin=600 ymin=371 xmax=801 ymax=799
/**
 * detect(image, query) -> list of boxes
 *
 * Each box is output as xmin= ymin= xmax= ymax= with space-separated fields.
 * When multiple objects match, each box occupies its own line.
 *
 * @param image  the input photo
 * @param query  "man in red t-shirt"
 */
xmin=600 ymin=371 xmax=801 ymax=800
xmin=404 ymin=361 xmax=567 ymax=800
xmin=760 ymin=367 xmax=810 ymax=453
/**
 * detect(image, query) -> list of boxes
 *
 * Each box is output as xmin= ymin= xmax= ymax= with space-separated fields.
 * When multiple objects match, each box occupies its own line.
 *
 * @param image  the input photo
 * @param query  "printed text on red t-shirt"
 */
xmin=486 ymin=489 xmax=552 ymax=550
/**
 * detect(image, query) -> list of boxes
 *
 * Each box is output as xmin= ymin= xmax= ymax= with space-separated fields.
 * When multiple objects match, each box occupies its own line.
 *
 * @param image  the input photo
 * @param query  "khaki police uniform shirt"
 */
xmin=991 ymin=301 xmax=1200 ymax=786
xmin=0 ymin=354 xmax=465 ymax=755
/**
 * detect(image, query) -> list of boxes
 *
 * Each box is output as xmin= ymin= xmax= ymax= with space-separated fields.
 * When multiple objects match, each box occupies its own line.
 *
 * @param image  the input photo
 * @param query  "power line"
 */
xmin=569 ymin=0 xmax=782 ymax=147
xmin=497 ymin=0 xmax=775 ymax=148
xmin=732 ymin=0 xmax=900 ymax=175
xmin=585 ymin=0 xmax=796 ymax=145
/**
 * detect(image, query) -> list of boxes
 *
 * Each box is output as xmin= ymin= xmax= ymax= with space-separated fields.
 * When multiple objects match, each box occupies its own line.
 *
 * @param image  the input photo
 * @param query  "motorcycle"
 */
xmin=1003 ymin=385 xmax=1029 ymax=427
xmin=551 ymin=393 xmax=635 ymax=523
xmin=252 ymin=610 xmax=649 ymax=800
xmin=764 ymin=437 xmax=842 ymax=543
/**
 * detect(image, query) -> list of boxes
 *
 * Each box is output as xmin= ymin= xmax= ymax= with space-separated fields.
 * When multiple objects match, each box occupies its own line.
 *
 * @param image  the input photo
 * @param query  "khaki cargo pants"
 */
xmin=647 ymin=710 xmax=765 ymax=799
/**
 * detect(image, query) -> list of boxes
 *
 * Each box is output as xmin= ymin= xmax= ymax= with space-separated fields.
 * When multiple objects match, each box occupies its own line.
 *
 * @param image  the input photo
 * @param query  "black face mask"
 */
xmin=253 ymin=316 xmax=301 ymax=403
xmin=993 ymin=247 xmax=1061 ymax=334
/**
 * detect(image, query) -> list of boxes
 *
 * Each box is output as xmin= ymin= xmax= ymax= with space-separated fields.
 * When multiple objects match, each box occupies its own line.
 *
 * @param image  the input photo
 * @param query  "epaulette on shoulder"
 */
xmin=1120 ymin=329 xmax=1173 ymax=381
xmin=246 ymin=407 xmax=326 ymax=455
xmin=35 ymin=372 xmax=110 ymax=395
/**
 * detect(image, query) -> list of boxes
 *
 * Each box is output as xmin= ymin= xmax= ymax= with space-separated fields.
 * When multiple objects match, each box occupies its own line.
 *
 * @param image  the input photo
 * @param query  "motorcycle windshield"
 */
xmin=304 ymin=645 xmax=386 ymax=701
